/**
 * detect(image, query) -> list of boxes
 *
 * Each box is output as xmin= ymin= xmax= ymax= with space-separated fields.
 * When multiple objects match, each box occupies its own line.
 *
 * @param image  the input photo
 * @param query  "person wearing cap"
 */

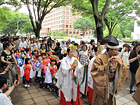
xmin=90 ymin=35 xmax=129 ymax=105
xmin=56 ymin=46 xmax=85 ymax=105
xmin=60 ymin=40 xmax=66 ymax=49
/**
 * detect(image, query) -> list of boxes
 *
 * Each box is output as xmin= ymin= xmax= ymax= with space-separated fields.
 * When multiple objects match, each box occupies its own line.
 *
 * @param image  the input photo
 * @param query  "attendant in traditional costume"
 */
xmin=34 ymin=55 xmax=42 ymax=82
xmin=90 ymin=35 xmax=129 ymax=105
xmin=48 ymin=56 xmax=57 ymax=91
xmin=56 ymin=46 xmax=85 ymax=105
xmin=39 ymin=50 xmax=50 ymax=88
xmin=23 ymin=58 xmax=34 ymax=88
xmin=88 ymin=47 xmax=101 ymax=104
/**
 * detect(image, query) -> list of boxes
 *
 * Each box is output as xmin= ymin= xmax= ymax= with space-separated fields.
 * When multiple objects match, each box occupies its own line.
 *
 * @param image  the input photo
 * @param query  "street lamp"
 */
xmin=17 ymin=19 xmax=25 ymax=36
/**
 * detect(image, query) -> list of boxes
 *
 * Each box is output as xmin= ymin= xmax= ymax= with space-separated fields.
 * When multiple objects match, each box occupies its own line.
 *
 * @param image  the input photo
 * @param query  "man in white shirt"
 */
xmin=19 ymin=38 xmax=27 ymax=50
xmin=0 ymin=74 xmax=18 ymax=105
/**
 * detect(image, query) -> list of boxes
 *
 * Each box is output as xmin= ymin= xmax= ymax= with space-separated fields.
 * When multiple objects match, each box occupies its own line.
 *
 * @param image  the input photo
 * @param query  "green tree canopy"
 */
xmin=73 ymin=17 xmax=92 ymax=36
xmin=71 ymin=0 xmax=137 ymax=40
xmin=21 ymin=0 xmax=72 ymax=37
xmin=0 ymin=10 xmax=33 ymax=36
xmin=119 ymin=19 xmax=134 ymax=37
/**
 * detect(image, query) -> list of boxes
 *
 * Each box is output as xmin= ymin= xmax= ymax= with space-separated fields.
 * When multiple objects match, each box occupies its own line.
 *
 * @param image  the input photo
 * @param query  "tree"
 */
xmin=72 ymin=0 xmax=110 ymax=41
xmin=21 ymin=0 xmax=72 ymax=38
xmin=0 ymin=11 xmax=33 ymax=36
xmin=59 ymin=31 xmax=65 ymax=36
xmin=0 ymin=0 xmax=21 ymax=8
xmin=0 ymin=7 xmax=11 ymax=27
xmin=119 ymin=19 xmax=134 ymax=37
xmin=48 ymin=30 xmax=52 ymax=36
xmin=53 ymin=31 xmax=56 ymax=37
xmin=104 ymin=0 xmax=135 ymax=35
xmin=73 ymin=17 xmax=92 ymax=36
xmin=71 ymin=0 xmax=137 ymax=41
xmin=124 ymin=30 xmax=131 ymax=37
xmin=0 ymin=0 xmax=21 ymax=26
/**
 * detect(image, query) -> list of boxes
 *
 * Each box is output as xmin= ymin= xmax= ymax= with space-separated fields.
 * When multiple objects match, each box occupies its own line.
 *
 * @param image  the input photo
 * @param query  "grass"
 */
xmin=121 ymin=38 xmax=138 ymax=43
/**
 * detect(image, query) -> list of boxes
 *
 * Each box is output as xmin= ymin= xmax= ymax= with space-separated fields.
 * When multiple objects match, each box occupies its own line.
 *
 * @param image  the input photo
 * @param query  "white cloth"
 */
xmin=34 ymin=43 xmax=41 ymax=49
xmin=19 ymin=41 xmax=27 ymax=49
xmin=56 ymin=55 xmax=84 ymax=102
xmin=20 ymin=65 xmax=34 ymax=78
xmin=79 ymin=50 xmax=88 ymax=56
xmin=0 ymin=90 xmax=13 ymax=105
xmin=120 ymin=52 xmax=130 ymax=65
xmin=60 ymin=42 xmax=66 ymax=49
xmin=88 ymin=56 xmax=96 ymax=89
xmin=44 ymin=64 xmax=53 ymax=84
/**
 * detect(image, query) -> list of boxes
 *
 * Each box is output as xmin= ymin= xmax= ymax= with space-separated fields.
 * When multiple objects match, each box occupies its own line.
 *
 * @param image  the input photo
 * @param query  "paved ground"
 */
xmin=10 ymin=75 xmax=138 ymax=105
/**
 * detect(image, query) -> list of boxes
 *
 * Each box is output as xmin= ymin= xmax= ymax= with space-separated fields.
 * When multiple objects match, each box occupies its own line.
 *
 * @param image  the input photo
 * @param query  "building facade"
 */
xmin=40 ymin=6 xmax=93 ymax=37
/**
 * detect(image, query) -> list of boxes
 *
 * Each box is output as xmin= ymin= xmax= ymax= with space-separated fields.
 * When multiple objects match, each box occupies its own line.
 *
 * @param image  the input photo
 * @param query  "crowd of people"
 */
xmin=0 ymin=35 xmax=140 ymax=105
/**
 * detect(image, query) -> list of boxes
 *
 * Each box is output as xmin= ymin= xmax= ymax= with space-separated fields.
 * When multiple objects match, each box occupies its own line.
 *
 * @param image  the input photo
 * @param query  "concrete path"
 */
xmin=10 ymin=78 xmax=137 ymax=105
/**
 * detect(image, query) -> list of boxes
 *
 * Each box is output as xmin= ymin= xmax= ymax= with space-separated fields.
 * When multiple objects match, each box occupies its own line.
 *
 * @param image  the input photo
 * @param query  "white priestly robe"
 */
xmin=56 ymin=55 xmax=84 ymax=102
xmin=88 ymin=56 xmax=96 ymax=89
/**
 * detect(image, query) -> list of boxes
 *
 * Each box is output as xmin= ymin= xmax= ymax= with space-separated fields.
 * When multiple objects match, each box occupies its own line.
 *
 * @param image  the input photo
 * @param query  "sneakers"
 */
xmin=25 ymin=84 xmax=28 ymax=88
xmin=130 ymin=90 xmax=135 ymax=94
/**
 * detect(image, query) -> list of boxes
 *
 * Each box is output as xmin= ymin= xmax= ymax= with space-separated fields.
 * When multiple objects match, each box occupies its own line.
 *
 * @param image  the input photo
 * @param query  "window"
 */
xmin=66 ymin=29 xmax=68 ymax=34
xmin=70 ymin=25 xmax=72 ymax=28
xmin=66 ymin=21 xmax=69 ymax=23
xmin=73 ymin=30 xmax=75 ymax=34
xmin=69 ymin=30 xmax=72 ymax=34
xmin=66 ymin=25 xmax=68 ymax=28
xmin=62 ymin=7 xmax=65 ymax=10
xmin=70 ymin=21 xmax=72 ymax=24
xmin=62 ymin=25 xmax=64 ymax=28
xmin=62 ymin=20 xmax=64 ymax=23
xmin=73 ymin=17 xmax=76 ymax=20
xmin=66 ymin=7 xmax=69 ymax=10
xmin=70 ymin=12 xmax=72 ymax=15
xmin=77 ymin=30 xmax=79 ymax=34
xmin=62 ymin=11 xmax=65 ymax=14
xmin=66 ymin=16 xmax=69 ymax=19
xmin=70 ymin=8 xmax=72 ymax=11
xmin=66 ymin=12 xmax=69 ymax=15
xmin=70 ymin=17 xmax=72 ymax=19
xmin=62 ymin=16 xmax=65 ymax=19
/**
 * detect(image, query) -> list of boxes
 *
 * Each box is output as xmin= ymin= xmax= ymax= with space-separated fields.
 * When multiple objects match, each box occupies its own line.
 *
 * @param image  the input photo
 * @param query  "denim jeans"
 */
xmin=4 ymin=65 xmax=16 ymax=88
xmin=130 ymin=71 xmax=136 ymax=91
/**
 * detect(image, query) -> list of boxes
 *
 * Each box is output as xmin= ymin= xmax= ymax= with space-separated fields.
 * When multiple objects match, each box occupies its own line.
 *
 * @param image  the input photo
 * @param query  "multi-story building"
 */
xmin=40 ymin=6 xmax=93 ymax=37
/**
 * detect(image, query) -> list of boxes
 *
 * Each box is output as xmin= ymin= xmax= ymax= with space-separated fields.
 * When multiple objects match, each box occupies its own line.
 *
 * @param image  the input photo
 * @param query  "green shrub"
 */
xmin=121 ymin=38 xmax=138 ymax=43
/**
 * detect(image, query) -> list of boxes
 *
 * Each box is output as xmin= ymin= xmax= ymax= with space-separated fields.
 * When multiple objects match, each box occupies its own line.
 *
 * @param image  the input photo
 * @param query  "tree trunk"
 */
xmin=109 ymin=28 xmax=112 ymax=35
xmin=94 ymin=15 xmax=103 ymax=41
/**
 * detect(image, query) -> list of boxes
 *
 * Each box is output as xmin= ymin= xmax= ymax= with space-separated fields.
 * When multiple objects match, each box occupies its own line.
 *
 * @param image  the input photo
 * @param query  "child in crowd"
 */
xmin=40 ymin=50 xmax=50 ymax=88
xmin=14 ymin=49 xmax=20 ymax=58
xmin=23 ymin=58 xmax=34 ymax=88
xmin=34 ymin=55 xmax=42 ymax=82
xmin=45 ymin=55 xmax=57 ymax=92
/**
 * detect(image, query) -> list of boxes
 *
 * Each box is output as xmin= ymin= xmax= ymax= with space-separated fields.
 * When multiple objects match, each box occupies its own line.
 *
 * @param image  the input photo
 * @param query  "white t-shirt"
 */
xmin=79 ymin=50 xmax=88 ymax=56
xmin=0 ymin=90 xmax=13 ymax=105
xmin=121 ymin=52 xmax=130 ymax=65
xmin=19 ymin=41 xmax=27 ymax=49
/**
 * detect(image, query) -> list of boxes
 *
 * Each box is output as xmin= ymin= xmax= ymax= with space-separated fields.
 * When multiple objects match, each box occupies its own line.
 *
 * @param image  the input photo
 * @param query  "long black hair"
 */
xmin=25 ymin=58 xmax=30 ymax=64
xmin=133 ymin=43 xmax=140 ymax=52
